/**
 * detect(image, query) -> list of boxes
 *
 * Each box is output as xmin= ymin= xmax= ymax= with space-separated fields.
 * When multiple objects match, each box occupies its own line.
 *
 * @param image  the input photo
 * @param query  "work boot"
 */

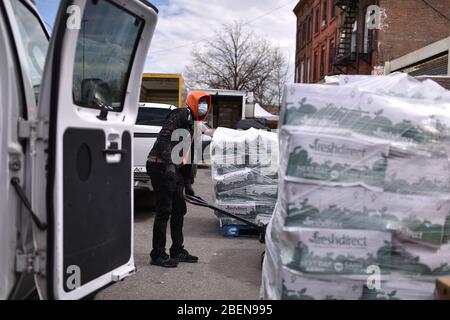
xmin=150 ymin=253 xmax=179 ymax=268
xmin=171 ymin=249 xmax=199 ymax=263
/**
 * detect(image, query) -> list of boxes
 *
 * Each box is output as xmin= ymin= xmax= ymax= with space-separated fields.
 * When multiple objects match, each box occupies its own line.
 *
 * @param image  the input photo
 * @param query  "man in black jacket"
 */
xmin=147 ymin=91 xmax=211 ymax=268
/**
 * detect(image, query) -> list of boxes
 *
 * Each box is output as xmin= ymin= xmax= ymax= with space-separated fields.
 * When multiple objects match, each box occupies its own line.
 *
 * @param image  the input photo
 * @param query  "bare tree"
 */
xmin=185 ymin=21 xmax=289 ymax=107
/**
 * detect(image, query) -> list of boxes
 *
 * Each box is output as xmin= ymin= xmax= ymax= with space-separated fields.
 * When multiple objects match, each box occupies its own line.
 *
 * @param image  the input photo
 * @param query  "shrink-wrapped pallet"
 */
xmin=262 ymin=74 xmax=450 ymax=300
xmin=210 ymin=128 xmax=279 ymax=227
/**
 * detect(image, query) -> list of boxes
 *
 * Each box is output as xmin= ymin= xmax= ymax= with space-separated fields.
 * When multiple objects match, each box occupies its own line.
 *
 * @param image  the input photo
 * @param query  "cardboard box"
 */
xmin=282 ymin=183 xmax=450 ymax=247
xmin=384 ymin=153 xmax=450 ymax=196
xmin=283 ymin=130 xmax=389 ymax=190
xmin=391 ymin=242 xmax=450 ymax=276
xmin=284 ymin=228 xmax=392 ymax=275
xmin=436 ymin=277 xmax=450 ymax=300
xmin=361 ymin=275 xmax=436 ymax=300
xmin=282 ymin=83 xmax=450 ymax=146
xmin=281 ymin=267 xmax=363 ymax=300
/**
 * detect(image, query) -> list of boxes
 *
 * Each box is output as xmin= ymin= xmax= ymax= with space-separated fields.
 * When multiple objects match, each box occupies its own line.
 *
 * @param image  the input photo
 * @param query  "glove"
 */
xmin=185 ymin=183 xmax=195 ymax=196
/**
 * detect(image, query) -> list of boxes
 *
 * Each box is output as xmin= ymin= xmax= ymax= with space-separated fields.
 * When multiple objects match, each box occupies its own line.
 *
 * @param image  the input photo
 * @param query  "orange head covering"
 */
xmin=185 ymin=91 xmax=212 ymax=121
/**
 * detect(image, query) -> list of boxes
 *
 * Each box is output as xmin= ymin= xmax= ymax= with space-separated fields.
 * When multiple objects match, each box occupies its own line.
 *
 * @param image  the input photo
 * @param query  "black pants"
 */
xmin=147 ymin=162 xmax=187 ymax=259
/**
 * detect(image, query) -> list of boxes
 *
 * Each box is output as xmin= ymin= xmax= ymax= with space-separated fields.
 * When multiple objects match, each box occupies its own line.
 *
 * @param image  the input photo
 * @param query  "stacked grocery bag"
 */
xmin=210 ymin=127 xmax=279 ymax=229
xmin=262 ymin=73 xmax=450 ymax=300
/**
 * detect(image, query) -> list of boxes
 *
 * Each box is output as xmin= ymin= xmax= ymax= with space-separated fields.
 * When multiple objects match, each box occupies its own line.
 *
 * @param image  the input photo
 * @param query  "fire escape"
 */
xmin=333 ymin=0 xmax=359 ymax=73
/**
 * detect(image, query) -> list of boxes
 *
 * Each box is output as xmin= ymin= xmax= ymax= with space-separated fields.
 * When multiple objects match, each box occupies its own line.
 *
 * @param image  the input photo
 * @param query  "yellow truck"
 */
xmin=140 ymin=73 xmax=187 ymax=107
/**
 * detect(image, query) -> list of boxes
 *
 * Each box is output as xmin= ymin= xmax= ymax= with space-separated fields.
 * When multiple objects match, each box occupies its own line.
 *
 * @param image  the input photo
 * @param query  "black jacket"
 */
xmin=149 ymin=108 xmax=193 ymax=163
xmin=148 ymin=108 xmax=195 ymax=184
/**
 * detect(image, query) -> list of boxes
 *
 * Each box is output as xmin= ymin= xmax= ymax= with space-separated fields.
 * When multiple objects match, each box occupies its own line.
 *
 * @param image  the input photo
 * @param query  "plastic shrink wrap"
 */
xmin=210 ymin=127 xmax=279 ymax=227
xmin=262 ymin=74 xmax=450 ymax=300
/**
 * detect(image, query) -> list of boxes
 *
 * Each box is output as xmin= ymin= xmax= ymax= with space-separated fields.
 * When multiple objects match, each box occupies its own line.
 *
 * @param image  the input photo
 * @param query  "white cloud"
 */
xmin=145 ymin=0 xmax=297 ymax=80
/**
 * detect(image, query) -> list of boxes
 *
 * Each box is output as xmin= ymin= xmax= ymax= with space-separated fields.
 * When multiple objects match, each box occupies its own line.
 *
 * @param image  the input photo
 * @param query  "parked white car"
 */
xmin=133 ymin=103 xmax=176 ymax=190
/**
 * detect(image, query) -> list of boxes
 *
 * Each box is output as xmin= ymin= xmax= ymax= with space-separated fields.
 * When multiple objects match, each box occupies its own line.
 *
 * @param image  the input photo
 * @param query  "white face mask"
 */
xmin=198 ymin=102 xmax=208 ymax=116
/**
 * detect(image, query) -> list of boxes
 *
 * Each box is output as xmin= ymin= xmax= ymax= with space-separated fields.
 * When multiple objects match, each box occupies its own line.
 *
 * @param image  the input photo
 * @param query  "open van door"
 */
xmin=32 ymin=0 xmax=158 ymax=300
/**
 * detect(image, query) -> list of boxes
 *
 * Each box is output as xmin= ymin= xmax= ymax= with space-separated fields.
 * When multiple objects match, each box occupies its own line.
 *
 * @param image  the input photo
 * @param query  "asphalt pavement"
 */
xmin=96 ymin=168 xmax=264 ymax=300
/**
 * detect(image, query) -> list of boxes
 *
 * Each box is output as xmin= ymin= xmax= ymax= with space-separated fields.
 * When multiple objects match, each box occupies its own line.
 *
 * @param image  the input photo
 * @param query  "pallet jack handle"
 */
xmin=184 ymin=194 xmax=265 ymax=233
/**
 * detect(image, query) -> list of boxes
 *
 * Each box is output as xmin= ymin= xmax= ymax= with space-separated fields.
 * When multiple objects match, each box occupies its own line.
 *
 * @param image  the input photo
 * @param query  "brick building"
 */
xmin=293 ymin=0 xmax=313 ymax=83
xmin=294 ymin=0 xmax=450 ymax=83
xmin=294 ymin=0 xmax=341 ymax=83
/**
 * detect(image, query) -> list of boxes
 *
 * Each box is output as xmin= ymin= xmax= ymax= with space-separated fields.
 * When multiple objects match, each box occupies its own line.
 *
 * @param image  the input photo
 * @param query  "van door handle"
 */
xmin=103 ymin=142 xmax=127 ymax=164
xmin=103 ymin=142 xmax=127 ymax=155
xmin=103 ymin=148 xmax=127 ymax=156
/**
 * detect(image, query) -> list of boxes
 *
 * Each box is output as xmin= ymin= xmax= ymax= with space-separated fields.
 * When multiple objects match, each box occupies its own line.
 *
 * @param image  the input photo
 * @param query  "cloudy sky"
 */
xmin=36 ymin=0 xmax=297 ymax=78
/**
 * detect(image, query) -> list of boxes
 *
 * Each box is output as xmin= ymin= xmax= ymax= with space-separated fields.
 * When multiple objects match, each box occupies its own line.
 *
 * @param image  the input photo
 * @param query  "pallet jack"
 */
xmin=184 ymin=194 xmax=267 ymax=243
xmin=184 ymin=194 xmax=267 ymax=266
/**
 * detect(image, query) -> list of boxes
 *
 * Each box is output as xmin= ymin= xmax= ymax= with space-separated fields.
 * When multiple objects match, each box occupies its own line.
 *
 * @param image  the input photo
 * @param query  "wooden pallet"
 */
xmin=220 ymin=224 xmax=259 ymax=238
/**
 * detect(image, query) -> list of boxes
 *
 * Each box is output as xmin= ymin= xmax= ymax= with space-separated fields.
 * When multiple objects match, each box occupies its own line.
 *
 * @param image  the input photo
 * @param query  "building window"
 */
xmin=300 ymin=61 xmax=305 ymax=83
xmin=363 ymin=21 xmax=370 ymax=53
xmin=329 ymin=39 xmax=335 ymax=72
xmin=363 ymin=6 xmax=374 ymax=54
xmin=308 ymin=15 xmax=313 ymax=41
xmin=314 ymin=50 xmax=318 ymax=81
xmin=298 ymin=22 xmax=302 ymax=49
xmin=302 ymin=21 xmax=307 ymax=47
xmin=351 ymin=21 xmax=357 ymax=53
xmin=331 ymin=0 xmax=337 ymax=18
xmin=315 ymin=9 xmax=320 ymax=34
xmin=306 ymin=58 xmax=311 ymax=83
xmin=320 ymin=46 xmax=326 ymax=77
xmin=322 ymin=0 xmax=328 ymax=28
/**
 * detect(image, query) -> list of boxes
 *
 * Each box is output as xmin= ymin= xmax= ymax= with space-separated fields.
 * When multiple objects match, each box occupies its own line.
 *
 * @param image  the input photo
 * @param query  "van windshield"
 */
xmin=11 ymin=0 xmax=49 ymax=103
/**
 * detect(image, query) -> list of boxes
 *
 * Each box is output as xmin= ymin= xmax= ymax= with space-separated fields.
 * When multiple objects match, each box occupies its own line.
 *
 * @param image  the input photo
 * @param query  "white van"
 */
xmin=0 ymin=0 xmax=158 ymax=300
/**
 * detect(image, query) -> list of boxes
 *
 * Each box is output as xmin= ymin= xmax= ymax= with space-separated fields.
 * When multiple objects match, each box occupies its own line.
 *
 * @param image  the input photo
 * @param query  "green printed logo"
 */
xmin=397 ymin=227 xmax=424 ymax=241
xmin=309 ymin=231 xmax=368 ymax=248
xmin=310 ymin=139 xmax=367 ymax=158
